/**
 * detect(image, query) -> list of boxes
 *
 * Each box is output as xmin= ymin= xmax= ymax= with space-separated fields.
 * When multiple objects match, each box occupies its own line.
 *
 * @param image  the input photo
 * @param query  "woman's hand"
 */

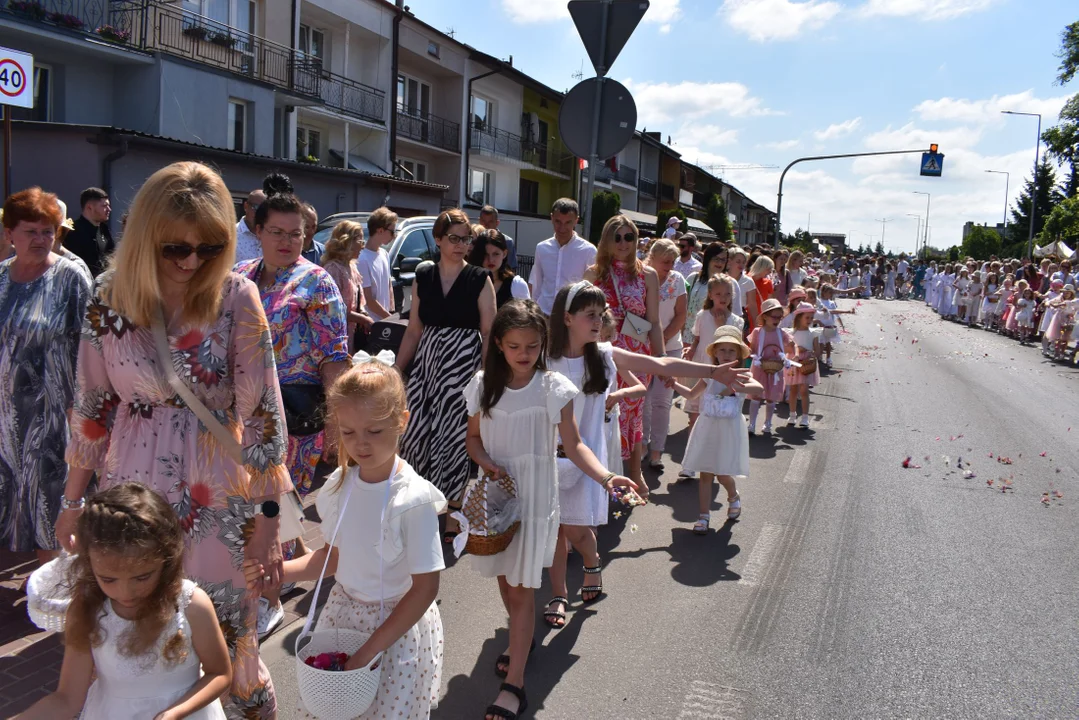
xmin=484 ymin=464 xmax=509 ymax=480
xmin=357 ymin=313 xmax=375 ymax=331
xmin=242 ymin=558 xmax=278 ymax=593
xmin=246 ymin=513 xmax=283 ymax=593
xmin=55 ymin=507 xmax=82 ymax=552
xmin=710 ymin=360 xmax=751 ymax=388
xmin=345 ymin=642 xmax=382 ymax=672
xmin=604 ymin=474 xmax=640 ymax=494
xmin=153 ymin=711 xmax=181 ymax=720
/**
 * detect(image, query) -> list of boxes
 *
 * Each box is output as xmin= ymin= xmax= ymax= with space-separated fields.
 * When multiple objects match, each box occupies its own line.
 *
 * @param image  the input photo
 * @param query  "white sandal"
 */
xmin=727 ymin=494 xmax=742 ymax=520
xmin=692 ymin=513 xmax=710 ymax=535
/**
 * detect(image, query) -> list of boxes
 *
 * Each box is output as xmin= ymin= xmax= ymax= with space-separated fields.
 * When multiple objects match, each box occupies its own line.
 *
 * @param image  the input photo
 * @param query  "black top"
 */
xmin=64 ymin=215 xmax=114 ymax=277
xmin=495 ymin=276 xmax=515 ymax=308
xmin=416 ymin=261 xmax=489 ymax=330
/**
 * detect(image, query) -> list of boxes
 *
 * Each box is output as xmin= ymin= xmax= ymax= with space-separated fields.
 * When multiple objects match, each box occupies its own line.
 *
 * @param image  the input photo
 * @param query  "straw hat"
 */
xmin=706 ymin=325 xmax=751 ymax=362
xmin=758 ymin=298 xmax=784 ymax=325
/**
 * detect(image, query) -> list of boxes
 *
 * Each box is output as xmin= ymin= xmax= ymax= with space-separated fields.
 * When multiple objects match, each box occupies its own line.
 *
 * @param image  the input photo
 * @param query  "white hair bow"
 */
xmin=352 ymin=349 xmax=396 ymax=366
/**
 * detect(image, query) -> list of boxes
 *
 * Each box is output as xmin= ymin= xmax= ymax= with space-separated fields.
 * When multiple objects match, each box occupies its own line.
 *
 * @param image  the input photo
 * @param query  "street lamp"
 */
xmin=913 ymin=191 xmax=930 ymax=259
xmin=1001 ymin=110 xmax=1042 ymax=259
xmin=906 ymin=213 xmax=922 ymax=256
xmin=874 ymin=218 xmax=891 ymax=251
xmin=985 ymin=169 xmax=1010 ymax=245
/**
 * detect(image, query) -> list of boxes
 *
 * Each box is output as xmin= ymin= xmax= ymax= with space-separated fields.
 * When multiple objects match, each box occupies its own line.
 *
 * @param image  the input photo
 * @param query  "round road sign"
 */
xmin=558 ymin=77 xmax=637 ymax=161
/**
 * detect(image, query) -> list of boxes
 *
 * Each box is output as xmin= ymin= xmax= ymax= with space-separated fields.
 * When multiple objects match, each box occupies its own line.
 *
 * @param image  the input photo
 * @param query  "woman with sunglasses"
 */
xmin=584 ymin=215 xmax=663 ymax=496
xmin=60 ymin=162 xmax=291 ymax=717
xmin=399 ymin=209 xmax=496 ymax=541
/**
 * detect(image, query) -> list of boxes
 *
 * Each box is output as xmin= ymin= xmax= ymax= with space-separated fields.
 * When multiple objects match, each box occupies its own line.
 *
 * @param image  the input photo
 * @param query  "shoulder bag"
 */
xmin=152 ymin=307 xmax=305 ymax=542
xmin=610 ymin=273 xmax=652 ymax=344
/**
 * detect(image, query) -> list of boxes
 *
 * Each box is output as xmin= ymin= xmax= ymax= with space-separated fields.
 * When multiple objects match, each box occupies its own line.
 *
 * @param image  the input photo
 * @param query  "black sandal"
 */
xmin=485 ymin=682 xmax=528 ymax=719
xmin=581 ymin=565 xmax=603 ymax=604
xmin=543 ymin=596 xmax=568 ymax=629
xmin=494 ymin=639 xmax=535 ymax=678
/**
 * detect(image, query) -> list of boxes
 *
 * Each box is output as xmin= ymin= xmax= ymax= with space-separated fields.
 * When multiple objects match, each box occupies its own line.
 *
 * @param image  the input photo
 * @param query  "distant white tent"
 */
xmin=1033 ymin=239 xmax=1075 ymax=259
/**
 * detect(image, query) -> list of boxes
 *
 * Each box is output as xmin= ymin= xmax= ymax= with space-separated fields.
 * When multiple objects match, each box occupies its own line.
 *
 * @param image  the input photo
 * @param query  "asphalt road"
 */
xmin=262 ymin=297 xmax=1079 ymax=719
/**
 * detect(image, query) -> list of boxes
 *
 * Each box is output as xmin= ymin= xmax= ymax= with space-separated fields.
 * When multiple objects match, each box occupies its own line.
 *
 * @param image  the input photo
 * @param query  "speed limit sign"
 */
xmin=0 ymin=47 xmax=33 ymax=109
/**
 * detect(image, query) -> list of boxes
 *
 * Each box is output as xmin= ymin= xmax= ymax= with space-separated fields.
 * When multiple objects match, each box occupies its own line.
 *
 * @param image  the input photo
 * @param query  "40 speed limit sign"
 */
xmin=0 ymin=47 xmax=34 ymax=109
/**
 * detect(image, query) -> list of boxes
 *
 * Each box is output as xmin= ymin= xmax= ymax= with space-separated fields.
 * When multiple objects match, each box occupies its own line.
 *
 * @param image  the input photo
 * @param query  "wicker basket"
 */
xmin=295 ymin=629 xmax=381 ymax=720
xmin=27 ymin=554 xmax=76 ymax=632
xmin=798 ymin=357 xmax=818 ymax=376
xmin=760 ymin=359 xmax=784 ymax=375
xmin=462 ymin=473 xmax=520 ymax=557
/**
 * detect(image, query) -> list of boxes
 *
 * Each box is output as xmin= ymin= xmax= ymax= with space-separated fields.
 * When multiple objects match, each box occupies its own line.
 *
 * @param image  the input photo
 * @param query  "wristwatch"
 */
xmin=256 ymin=500 xmax=280 ymax=519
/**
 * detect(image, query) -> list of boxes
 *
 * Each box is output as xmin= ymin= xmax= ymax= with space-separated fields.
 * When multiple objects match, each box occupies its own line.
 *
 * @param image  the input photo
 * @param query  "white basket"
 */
xmin=26 ymin=554 xmax=76 ymax=632
xmin=294 ymin=628 xmax=381 ymax=720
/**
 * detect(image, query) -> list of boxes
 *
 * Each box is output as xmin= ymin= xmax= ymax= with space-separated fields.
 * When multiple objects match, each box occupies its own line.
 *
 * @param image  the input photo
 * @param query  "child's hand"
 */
xmin=485 ymin=464 xmax=509 ymax=480
xmin=242 ymin=558 xmax=277 ymax=593
xmin=605 ymin=393 xmax=620 ymax=411
xmin=345 ymin=642 xmax=382 ymax=672
xmin=663 ymin=377 xmax=675 ymax=389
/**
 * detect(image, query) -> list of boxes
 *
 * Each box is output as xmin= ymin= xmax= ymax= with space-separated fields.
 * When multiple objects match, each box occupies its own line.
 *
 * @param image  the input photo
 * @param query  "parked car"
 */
xmin=312 ymin=211 xmax=372 ymax=250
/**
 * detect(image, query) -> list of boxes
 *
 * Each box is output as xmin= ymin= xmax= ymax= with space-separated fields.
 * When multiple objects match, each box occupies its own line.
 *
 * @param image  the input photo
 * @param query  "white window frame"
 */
xmin=469 ymin=168 xmax=492 ymax=206
xmin=296 ymin=125 xmax=322 ymax=160
xmin=396 ymin=158 xmax=428 ymax=183
xmin=227 ymin=99 xmax=248 ymax=152
xmin=299 ymin=24 xmax=327 ymax=64
xmin=396 ymin=72 xmax=432 ymax=116
xmin=470 ymin=94 xmax=495 ymax=132
xmin=183 ymin=0 xmax=254 ymax=33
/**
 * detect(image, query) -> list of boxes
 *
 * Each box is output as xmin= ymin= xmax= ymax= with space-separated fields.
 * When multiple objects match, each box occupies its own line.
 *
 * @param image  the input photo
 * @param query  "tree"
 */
xmin=590 ymin=190 xmax=621 ymax=242
xmin=1043 ymin=96 xmax=1079 ymax=198
xmin=656 ymin=208 xmax=686 ymax=239
xmin=1056 ymin=20 xmax=1079 ymax=85
xmin=1039 ymin=194 xmax=1079 ymax=244
xmin=874 ymin=240 xmax=885 ymax=255
xmin=781 ymin=228 xmax=814 ymax=253
xmin=704 ymin=194 xmax=733 ymax=244
xmin=947 ymin=246 xmax=961 ymax=262
xmin=961 ymin=225 xmax=1004 ymax=260
xmin=1008 ymin=158 xmax=1064 ymax=245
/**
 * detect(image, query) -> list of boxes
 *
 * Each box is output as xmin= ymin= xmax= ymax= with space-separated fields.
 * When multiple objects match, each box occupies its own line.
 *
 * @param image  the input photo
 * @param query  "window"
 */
xmin=7 ymin=65 xmax=50 ymax=122
xmin=471 ymin=95 xmax=493 ymax=131
xmin=395 ymin=159 xmax=428 ymax=183
xmin=183 ymin=0 xmax=254 ymax=33
xmin=396 ymin=228 xmax=434 ymax=265
xmin=227 ymin=100 xmax=247 ymax=151
xmin=426 ymin=41 xmax=440 ymax=59
xmin=299 ymin=24 xmax=326 ymax=65
xmin=518 ymin=178 xmax=539 ymax=214
xmin=296 ymin=126 xmax=321 ymax=160
xmin=396 ymin=74 xmax=430 ymax=117
xmin=469 ymin=169 xmax=492 ymax=206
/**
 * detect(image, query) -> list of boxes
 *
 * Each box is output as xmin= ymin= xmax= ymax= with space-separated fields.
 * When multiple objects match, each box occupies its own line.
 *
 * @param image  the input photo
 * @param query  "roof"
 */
xmin=466 ymin=46 xmax=566 ymax=101
xmin=15 ymin=121 xmax=449 ymax=193
xmin=621 ymin=209 xmax=716 ymax=238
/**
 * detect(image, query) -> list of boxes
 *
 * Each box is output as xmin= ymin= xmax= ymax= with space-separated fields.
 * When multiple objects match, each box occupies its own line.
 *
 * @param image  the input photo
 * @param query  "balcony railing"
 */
xmin=318 ymin=67 xmax=385 ymax=124
xmin=470 ymin=124 xmax=573 ymax=176
xmin=2 ymin=0 xmax=139 ymax=44
xmin=594 ymin=165 xmax=613 ymax=183
xmin=397 ymin=109 xmax=460 ymax=152
xmin=639 ymin=176 xmax=657 ymax=197
xmin=613 ymin=165 xmax=637 ymax=186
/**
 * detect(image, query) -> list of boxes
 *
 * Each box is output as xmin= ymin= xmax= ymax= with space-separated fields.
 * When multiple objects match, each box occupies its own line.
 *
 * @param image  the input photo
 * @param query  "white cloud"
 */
xmin=501 ymin=0 xmax=680 ymax=25
xmin=623 ymin=80 xmax=777 ymax=127
xmin=814 ymin=117 xmax=863 ymax=141
xmin=720 ymin=0 xmax=842 ymax=42
xmin=913 ymin=90 xmax=1070 ymax=125
xmin=659 ymin=23 xmax=672 ymax=34
xmin=676 ymin=124 xmax=740 ymax=149
xmin=762 ymin=139 xmax=801 ymax=150
xmin=859 ymin=0 xmax=996 ymax=21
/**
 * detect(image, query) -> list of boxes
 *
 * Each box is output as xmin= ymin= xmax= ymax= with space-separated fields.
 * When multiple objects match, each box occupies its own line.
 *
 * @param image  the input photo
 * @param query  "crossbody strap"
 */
xmin=152 ymin=306 xmax=243 ymax=466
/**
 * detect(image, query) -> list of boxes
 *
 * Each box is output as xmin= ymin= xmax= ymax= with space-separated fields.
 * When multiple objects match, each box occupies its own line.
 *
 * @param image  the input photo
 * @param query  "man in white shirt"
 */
xmin=673 ymin=232 xmax=702 ymax=278
xmin=359 ymin=206 xmax=397 ymax=320
xmin=234 ymin=188 xmax=266 ymax=264
xmin=528 ymin=198 xmax=596 ymax=315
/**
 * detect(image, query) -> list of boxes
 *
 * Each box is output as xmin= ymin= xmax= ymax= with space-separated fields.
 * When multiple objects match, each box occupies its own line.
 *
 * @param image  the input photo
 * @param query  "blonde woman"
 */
xmin=748 ymin=254 xmax=775 ymax=318
xmin=727 ymin=247 xmax=758 ymax=330
xmin=321 ymin=219 xmax=373 ymax=352
xmin=59 ymin=161 xmax=291 ymax=716
xmin=584 ymin=215 xmax=663 ymax=494
xmin=642 ymin=238 xmax=687 ymax=470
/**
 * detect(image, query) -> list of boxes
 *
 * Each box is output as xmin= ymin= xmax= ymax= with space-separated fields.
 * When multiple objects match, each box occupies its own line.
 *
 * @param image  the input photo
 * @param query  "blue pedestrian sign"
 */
xmin=920 ymin=152 xmax=944 ymax=177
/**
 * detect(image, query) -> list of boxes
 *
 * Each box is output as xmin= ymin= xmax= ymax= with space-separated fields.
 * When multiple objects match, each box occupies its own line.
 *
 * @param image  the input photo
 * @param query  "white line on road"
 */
xmin=677 ymin=680 xmax=748 ymax=719
xmin=737 ymin=523 xmax=783 ymax=588
xmin=782 ymin=448 xmax=815 ymax=484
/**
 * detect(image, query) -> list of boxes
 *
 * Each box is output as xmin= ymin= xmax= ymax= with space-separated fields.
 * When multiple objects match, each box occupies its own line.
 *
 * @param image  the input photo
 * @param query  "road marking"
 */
xmin=737 ymin=523 xmax=783 ymax=587
xmin=782 ymin=448 xmax=814 ymax=484
xmin=677 ymin=680 xmax=748 ymax=719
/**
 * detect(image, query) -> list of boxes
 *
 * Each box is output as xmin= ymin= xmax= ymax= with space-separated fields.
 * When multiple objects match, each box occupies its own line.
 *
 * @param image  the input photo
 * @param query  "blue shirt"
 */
xmin=302 ymin=239 xmax=325 ymax=266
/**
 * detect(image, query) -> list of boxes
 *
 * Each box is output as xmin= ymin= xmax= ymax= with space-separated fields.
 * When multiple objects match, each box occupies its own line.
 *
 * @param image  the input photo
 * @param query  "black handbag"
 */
xmin=280 ymin=384 xmax=325 ymax=436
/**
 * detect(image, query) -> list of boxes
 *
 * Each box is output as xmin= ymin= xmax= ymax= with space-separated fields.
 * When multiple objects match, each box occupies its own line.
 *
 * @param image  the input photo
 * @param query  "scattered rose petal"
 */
xmin=629 ymin=524 xmax=638 ymax=533
xmin=1040 ymin=452 xmax=1047 ymax=457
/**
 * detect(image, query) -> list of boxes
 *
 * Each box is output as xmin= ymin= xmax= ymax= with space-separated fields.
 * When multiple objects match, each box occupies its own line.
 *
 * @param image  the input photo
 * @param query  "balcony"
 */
xmin=397 ymin=109 xmax=460 ymax=153
xmin=1 ymin=0 xmax=140 ymax=45
xmin=294 ymin=62 xmax=385 ymax=124
xmin=639 ymin=176 xmax=657 ymax=197
xmin=594 ymin=165 xmax=613 ymax=183
xmin=613 ymin=164 xmax=637 ymax=186
xmin=470 ymin=124 xmax=573 ymax=177
xmin=660 ymin=182 xmax=676 ymax=201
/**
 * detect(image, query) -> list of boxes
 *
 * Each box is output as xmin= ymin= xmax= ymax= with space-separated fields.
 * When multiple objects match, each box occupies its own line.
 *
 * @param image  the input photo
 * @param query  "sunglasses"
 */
xmin=161 ymin=243 xmax=227 ymax=261
xmin=614 ymin=232 xmax=637 ymax=244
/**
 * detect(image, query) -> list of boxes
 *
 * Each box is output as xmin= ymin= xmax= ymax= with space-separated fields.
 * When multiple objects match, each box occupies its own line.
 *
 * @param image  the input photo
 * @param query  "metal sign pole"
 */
xmin=3 ymin=111 xmax=10 ymax=200
xmin=580 ymin=0 xmax=610 ymax=243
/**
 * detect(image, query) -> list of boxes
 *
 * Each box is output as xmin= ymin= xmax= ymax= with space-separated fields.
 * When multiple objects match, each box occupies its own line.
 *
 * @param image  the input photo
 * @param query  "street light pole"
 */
xmin=1001 ymin=110 xmax=1042 ymax=259
xmin=985 ymin=169 xmax=1010 ymax=243
xmin=913 ymin=191 xmax=930 ymax=259
xmin=906 ymin=213 xmax=922 ymax=256
xmin=874 ymin=218 xmax=891 ymax=251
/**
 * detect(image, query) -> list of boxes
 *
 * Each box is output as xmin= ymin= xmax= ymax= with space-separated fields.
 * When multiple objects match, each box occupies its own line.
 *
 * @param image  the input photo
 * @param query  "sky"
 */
xmin=407 ymin=0 xmax=1077 ymax=254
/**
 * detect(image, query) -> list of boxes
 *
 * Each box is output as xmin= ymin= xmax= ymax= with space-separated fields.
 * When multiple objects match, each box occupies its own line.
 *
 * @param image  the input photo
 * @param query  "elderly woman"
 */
xmin=58 ymin=162 xmax=290 ymax=716
xmin=467 ymin=227 xmax=530 ymax=307
xmin=0 ymin=188 xmax=92 ymax=563
xmin=321 ymin=219 xmax=373 ymax=352
xmin=640 ymin=239 xmax=687 ymax=470
xmin=585 ymin=215 xmax=663 ymax=494
xmin=398 ymin=209 xmax=496 ymax=540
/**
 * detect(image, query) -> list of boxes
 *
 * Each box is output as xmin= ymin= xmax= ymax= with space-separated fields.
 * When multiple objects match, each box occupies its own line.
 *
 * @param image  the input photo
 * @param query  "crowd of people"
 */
xmin=1 ymin=161 xmax=884 ymax=720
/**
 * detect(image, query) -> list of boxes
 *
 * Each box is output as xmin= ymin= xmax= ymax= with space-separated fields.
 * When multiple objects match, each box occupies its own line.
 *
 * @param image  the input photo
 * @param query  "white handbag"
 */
xmin=701 ymin=392 xmax=742 ymax=419
xmin=611 ymin=274 xmax=652 ymax=344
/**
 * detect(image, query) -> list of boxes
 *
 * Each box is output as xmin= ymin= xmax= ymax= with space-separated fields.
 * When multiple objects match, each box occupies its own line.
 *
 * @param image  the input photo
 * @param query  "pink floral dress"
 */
xmin=66 ymin=273 xmax=292 ymax=717
xmin=598 ymin=260 xmax=651 ymax=459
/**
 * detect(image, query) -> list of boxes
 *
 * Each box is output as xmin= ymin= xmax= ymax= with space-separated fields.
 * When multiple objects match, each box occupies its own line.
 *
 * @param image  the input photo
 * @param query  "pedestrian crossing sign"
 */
xmin=920 ymin=152 xmax=944 ymax=177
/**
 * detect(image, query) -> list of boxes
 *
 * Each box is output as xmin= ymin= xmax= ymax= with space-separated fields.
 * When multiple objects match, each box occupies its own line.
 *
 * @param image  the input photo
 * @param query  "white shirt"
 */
xmin=663 ymin=226 xmax=679 ymax=238
xmin=235 ymin=218 xmax=262 ymax=264
xmin=674 ymin=255 xmax=702 ymax=279
xmin=528 ymin=233 xmax=597 ymax=314
xmin=897 ymin=260 xmax=910 ymax=276
xmin=357 ymin=247 xmax=393 ymax=319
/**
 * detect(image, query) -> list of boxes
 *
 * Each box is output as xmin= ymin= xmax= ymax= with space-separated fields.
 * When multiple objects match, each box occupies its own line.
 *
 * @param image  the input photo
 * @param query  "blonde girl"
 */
xmin=747 ymin=298 xmax=792 ymax=434
xmin=683 ymin=273 xmax=744 ymax=432
xmin=25 ymin=483 xmax=231 ymax=720
xmin=673 ymin=327 xmax=763 ymax=534
xmin=785 ymin=303 xmax=820 ymax=428
xmin=321 ymin=219 xmax=373 ymax=351
xmin=245 ymin=357 xmax=447 ymax=718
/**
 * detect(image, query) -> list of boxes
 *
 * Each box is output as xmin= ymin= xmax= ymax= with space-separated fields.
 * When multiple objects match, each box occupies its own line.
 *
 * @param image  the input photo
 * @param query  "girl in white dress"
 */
xmin=965 ymin=272 xmax=983 ymax=327
xmin=464 ymin=299 xmax=639 ymax=720
xmin=683 ymin=274 xmax=745 ymax=429
xmin=923 ymin=263 xmax=937 ymax=306
xmin=953 ymin=268 xmax=971 ymax=322
xmin=25 ymin=483 xmax=230 ymax=720
xmin=1016 ymin=287 xmax=1037 ymax=342
xmin=245 ymin=357 xmax=446 ymax=720
xmin=674 ymin=326 xmax=763 ymax=534
xmin=980 ymin=273 xmax=999 ymax=327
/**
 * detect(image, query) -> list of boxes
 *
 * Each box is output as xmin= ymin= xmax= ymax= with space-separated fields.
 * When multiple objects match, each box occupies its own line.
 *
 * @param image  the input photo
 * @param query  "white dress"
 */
xmin=681 ymin=381 xmax=749 ymax=477
xmin=549 ymin=344 xmax=618 ymax=527
xmin=816 ymin=299 xmax=841 ymax=345
xmin=81 ymin=579 xmax=226 ymax=720
xmin=688 ymin=310 xmax=744 ymax=414
xmin=463 ymin=370 xmax=578 ymax=588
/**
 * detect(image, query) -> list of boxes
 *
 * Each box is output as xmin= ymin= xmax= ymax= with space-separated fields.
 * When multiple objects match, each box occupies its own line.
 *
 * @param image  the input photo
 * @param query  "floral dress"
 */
xmin=322 ymin=258 xmax=366 ymax=353
xmin=682 ymin=274 xmax=710 ymax=345
xmin=597 ymin=260 xmax=651 ymax=459
xmin=66 ymin=273 xmax=292 ymax=717
xmin=235 ymin=258 xmax=350 ymax=497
